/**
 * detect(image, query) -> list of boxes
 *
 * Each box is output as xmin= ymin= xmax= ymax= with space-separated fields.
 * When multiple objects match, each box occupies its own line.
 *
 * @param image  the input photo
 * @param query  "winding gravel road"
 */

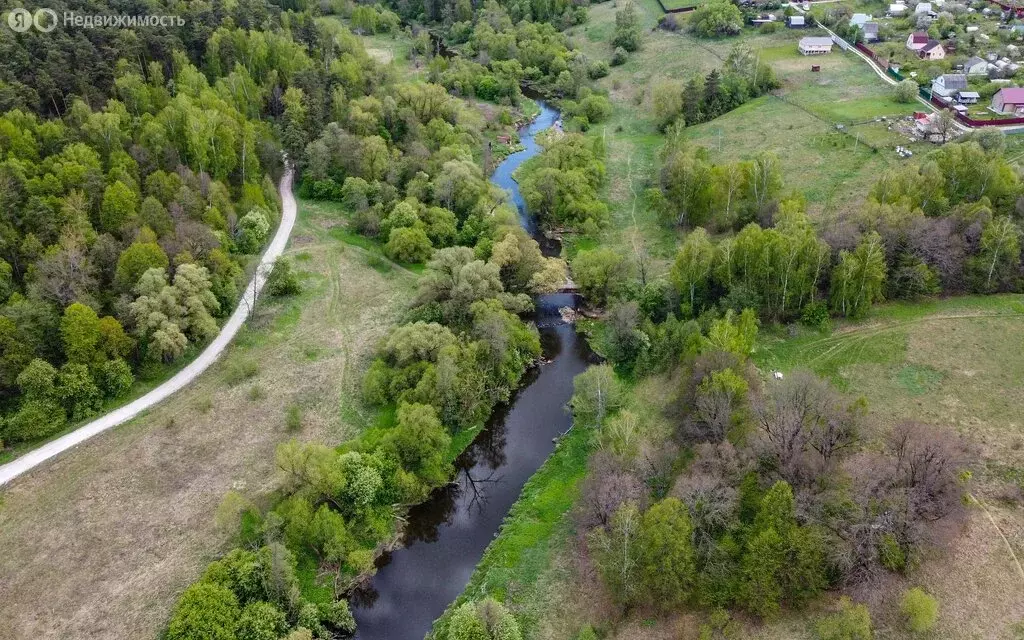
xmin=0 ymin=168 xmax=298 ymax=487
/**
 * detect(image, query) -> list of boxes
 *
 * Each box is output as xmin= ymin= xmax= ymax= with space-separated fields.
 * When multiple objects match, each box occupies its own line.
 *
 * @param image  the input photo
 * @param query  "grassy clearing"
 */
xmin=754 ymin=294 xmax=1024 ymax=639
xmin=0 ymin=196 xmax=416 ymax=640
xmin=563 ymin=3 xmax=930 ymax=261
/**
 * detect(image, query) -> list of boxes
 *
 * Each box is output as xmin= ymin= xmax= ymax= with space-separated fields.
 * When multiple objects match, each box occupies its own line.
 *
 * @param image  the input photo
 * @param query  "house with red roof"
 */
xmin=991 ymin=87 xmax=1024 ymax=114
xmin=906 ymin=31 xmax=929 ymax=51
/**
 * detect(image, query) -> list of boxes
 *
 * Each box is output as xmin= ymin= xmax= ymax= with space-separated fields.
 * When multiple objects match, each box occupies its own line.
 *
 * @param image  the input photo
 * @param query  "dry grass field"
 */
xmin=0 ymin=199 xmax=415 ymax=640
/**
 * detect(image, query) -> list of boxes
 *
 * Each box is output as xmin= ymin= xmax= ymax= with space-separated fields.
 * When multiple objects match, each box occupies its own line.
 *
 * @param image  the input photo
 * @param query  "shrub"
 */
xmin=801 ymin=301 xmax=831 ymax=331
xmin=285 ymin=405 xmax=303 ymax=431
xmin=166 ymin=583 xmax=240 ymax=640
xmin=900 ymin=588 xmax=938 ymax=633
xmin=611 ymin=47 xmax=628 ymax=66
xmin=878 ymin=532 xmax=906 ymax=571
xmin=894 ymin=79 xmax=918 ymax=103
xmin=98 ymin=358 xmax=134 ymax=399
xmin=588 ymin=61 xmax=610 ymax=79
xmin=236 ymin=601 xmax=287 ymax=640
xmin=267 ymin=258 xmax=301 ymax=297
xmin=814 ymin=597 xmax=872 ymax=640
xmin=384 ymin=227 xmax=433 ymax=263
xmin=238 ymin=209 xmax=271 ymax=254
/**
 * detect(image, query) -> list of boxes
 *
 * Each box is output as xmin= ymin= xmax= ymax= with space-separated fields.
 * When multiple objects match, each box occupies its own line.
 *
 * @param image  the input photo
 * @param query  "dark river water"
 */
xmin=350 ymin=103 xmax=596 ymax=639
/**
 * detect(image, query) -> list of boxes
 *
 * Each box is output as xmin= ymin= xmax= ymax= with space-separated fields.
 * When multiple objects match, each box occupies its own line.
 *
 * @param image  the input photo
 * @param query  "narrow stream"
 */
xmin=350 ymin=103 xmax=596 ymax=639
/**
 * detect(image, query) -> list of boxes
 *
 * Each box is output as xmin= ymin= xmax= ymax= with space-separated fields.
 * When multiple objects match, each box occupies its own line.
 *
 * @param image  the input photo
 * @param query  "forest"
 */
xmin=2 ymin=0 xmax=1022 ymax=637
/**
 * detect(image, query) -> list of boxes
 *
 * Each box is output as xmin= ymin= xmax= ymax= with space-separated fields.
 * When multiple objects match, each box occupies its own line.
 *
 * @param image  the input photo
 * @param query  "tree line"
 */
xmin=634 ymin=135 xmax=1024 ymax=325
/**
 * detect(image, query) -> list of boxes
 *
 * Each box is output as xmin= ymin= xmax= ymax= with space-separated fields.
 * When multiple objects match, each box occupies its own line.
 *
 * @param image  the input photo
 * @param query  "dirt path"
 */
xmin=0 ymin=170 xmax=298 ymax=487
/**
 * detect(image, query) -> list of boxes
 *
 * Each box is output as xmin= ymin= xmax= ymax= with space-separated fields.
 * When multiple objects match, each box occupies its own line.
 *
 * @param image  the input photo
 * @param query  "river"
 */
xmin=350 ymin=102 xmax=595 ymax=639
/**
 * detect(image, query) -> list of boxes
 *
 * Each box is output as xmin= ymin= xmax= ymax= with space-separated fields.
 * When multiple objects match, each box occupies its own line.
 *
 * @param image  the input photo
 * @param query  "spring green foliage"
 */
xmin=572 ymin=248 xmax=629 ymax=305
xmin=830 ymin=233 xmax=887 ymax=318
xmin=637 ymin=497 xmax=697 ymax=609
xmin=900 ymin=588 xmax=939 ymax=633
xmin=443 ymin=599 xmax=523 ymax=640
xmin=612 ymin=3 xmax=642 ymax=52
xmin=814 ymin=597 xmax=873 ymax=640
xmin=518 ymin=133 xmax=609 ymax=232
xmin=569 ymin=364 xmax=623 ymax=429
xmin=690 ymin=1 xmax=744 ymax=37
xmin=0 ymin=7 xmax=301 ymax=446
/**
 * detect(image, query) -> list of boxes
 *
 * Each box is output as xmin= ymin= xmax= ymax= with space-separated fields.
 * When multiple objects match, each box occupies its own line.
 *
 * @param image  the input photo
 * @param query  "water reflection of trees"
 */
xmin=402 ymin=482 xmax=460 ymax=546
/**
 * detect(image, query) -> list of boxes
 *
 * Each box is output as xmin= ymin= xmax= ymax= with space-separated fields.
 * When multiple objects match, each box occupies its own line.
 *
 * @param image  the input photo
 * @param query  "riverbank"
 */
xmin=349 ymin=101 xmax=600 ymax=640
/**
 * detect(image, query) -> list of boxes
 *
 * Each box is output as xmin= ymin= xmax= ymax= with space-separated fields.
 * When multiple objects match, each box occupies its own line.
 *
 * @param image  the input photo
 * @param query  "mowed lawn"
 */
xmin=0 ymin=198 xmax=416 ymax=640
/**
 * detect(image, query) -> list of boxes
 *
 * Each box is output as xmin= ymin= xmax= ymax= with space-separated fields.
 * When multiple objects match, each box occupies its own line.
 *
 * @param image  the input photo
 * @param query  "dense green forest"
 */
xmin=0 ymin=0 xmax=319 ymax=448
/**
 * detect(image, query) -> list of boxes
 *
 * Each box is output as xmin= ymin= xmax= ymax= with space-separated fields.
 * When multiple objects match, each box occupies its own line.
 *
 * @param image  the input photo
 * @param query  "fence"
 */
xmin=654 ymin=0 xmax=699 ymax=13
xmin=984 ymin=0 xmax=1024 ymax=16
xmin=853 ymin=39 xmax=1024 ymax=127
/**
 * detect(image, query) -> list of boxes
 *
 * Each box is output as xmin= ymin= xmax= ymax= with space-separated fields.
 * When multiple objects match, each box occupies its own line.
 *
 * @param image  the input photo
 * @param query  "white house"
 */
xmin=799 ymin=36 xmax=835 ymax=55
xmin=889 ymin=2 xmax=907 ymax=14
xmin=850 ymin=12 xmax=872 ymax=27
xmin=863 ymin=22 xmax=880 ymax=42
xmin=915 ymin=2 xmax=932 ymax=14
xmin=788 ymin=15 xmax=806 ymax=27
xmin=964 ymin=56 xmax=989 ymax=75
xmin=931 ymin=73 xmax=968 ymax=97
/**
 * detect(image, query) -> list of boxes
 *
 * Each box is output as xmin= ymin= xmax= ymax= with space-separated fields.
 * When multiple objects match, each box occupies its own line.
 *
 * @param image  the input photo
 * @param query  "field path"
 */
xmin=0 ymin=169 xmax=298 ymax=487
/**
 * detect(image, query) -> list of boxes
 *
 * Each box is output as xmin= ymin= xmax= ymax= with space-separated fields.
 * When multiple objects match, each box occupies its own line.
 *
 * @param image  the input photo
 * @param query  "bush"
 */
xmin=611 ymin=47 xmax=628 ymax=66
xmin=319 ymin=600 xmax=357 ymax=634
xmin=98 ymin=358 xmax=134 ymax=399
xmin=237 ymin=602 xmax=287 ymax=640
xmin=267 ymin=258 xmax=301 ymax=297
xmin=690 ymin=0 xmax=743 ymax=37
xmin=878 ymin=532 xmax=906 ymax=571
xmin=238 ymin=208 xmax=271 ymax=254
xmin=900 ymin=588 xmax=938 ymax=633
xmin=285 ymin=404 xmax=303 ymax=431
xmin=166 ymin=583 xmax=240 ymax=640
xmin=6 ymin=399 xmax=66 ymax=443
xmin=814 ymin=597 xmax=872 ymax=640
xmin=800 ymin=301 xmax=831 ymax=331
xmin=384 ymin=227 xmax=434 ymax=263
xmin=894 ymin=79 xmax=919 ymax=103
xmin=588 ymin=61 xmax=610 ymax=79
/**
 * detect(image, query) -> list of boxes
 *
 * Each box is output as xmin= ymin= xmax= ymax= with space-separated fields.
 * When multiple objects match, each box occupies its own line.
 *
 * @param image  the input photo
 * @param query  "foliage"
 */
xmin=166 ymin=583 xmax=241 ymax=640
xmin=690 ymin=1 xmax=744 ymax=37
xmin=900 ymin=588 xmax=938 ymax=633
xmin=814 ymin=597 xmax=873 ymax=640
xmin=267 ymin=258 xmax=302 ymax=297
xmin=894 ymin=79 xmax=918 ymax=103
xmin=518 ymin=133 xmax=609 ymax=231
